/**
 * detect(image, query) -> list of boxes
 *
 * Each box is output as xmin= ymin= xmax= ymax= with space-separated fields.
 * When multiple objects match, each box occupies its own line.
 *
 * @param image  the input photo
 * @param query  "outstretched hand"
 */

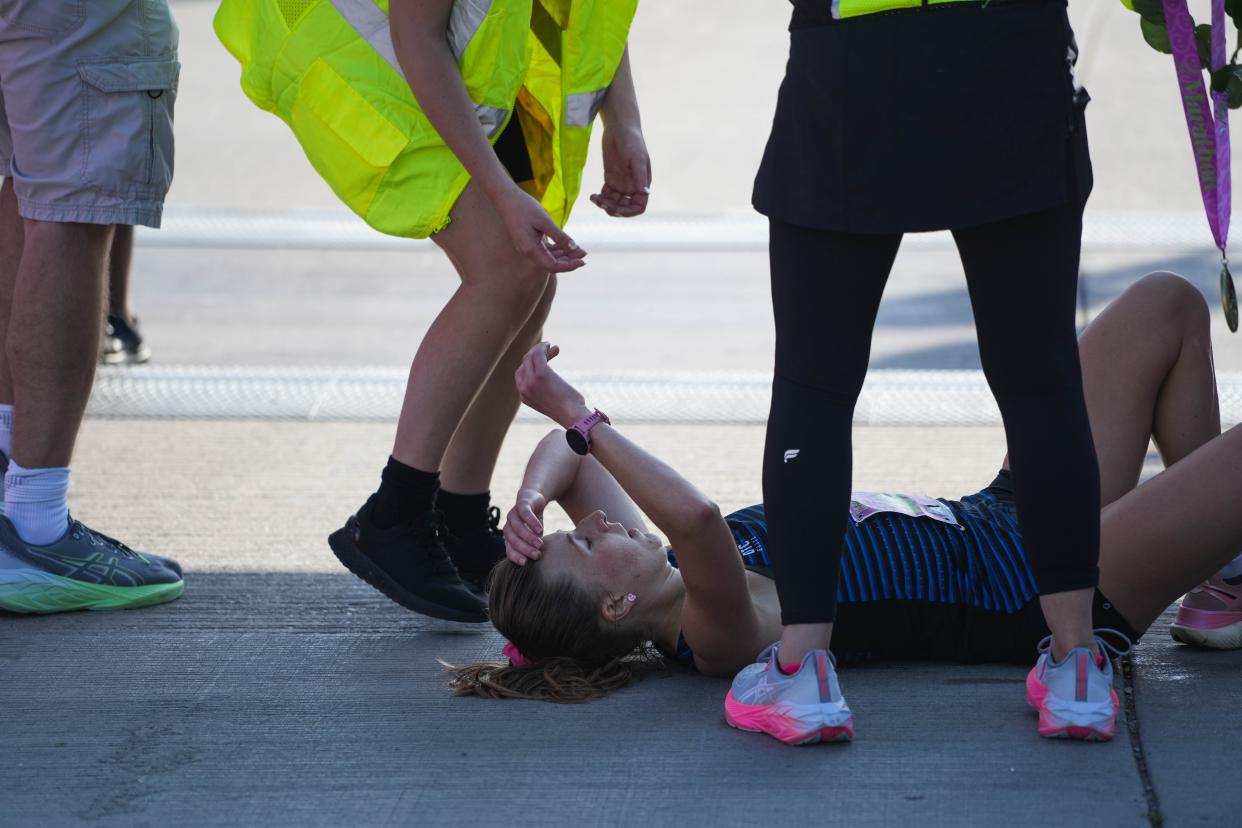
xmin=514 ymin=342 xmax=589 ymax=428
xmin=493 ymin=185 xmax=587 ymax=274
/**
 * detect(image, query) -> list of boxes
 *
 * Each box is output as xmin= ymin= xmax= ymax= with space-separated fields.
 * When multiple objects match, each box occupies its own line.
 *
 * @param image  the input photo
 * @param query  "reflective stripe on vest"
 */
xmin=330 ymin=0 xmax=509 ymax=137
xmin=832 ymin=0 xmax=980 ymax=20
xmin=566 ymin=89 xmax=607 ymax=127
xmin=448 ymin=0 xmax=491 ymax=60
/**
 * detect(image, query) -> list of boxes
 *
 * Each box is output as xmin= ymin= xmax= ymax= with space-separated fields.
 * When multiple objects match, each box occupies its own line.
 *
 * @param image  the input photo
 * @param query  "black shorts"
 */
xmin=493 ymin=115 xmax=533 ymax=183
xmin=752 ymin=0 xmax=1093 ymax=233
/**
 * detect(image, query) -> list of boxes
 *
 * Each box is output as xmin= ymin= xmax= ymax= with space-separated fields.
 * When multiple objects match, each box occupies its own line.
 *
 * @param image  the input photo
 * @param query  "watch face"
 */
xmin=566 ymin=428 xmax=589 ymax=455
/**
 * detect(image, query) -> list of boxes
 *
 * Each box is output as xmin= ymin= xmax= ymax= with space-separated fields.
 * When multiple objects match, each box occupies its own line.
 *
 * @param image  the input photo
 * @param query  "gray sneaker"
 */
xmin=725 ymin=644 xmax=854 ymax=745
xmin=0 ymin=516 xmax=183 ymax=614
xmin=0 ymin=449 xmax=181 ymax=579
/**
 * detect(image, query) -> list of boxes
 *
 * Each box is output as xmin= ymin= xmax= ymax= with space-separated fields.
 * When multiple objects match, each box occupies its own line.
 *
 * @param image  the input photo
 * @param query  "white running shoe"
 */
xmin=1025 ymin=631 xmax=1131 ymax=741
xmin=725 ymin=644 xmax=854 ymax=746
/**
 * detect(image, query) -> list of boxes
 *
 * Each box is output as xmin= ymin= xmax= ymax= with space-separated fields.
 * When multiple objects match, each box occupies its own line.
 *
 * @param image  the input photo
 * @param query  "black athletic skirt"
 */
xmin=752 ymin=0 xmax=1093 ymax=233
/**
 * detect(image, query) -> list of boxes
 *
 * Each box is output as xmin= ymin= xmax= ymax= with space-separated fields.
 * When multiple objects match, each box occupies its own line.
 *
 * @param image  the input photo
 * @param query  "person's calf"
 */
xmin=1039 ymin=588 xmax=1101 ymax=660
xmin=7 ymin=219 xmax=112 ymax=468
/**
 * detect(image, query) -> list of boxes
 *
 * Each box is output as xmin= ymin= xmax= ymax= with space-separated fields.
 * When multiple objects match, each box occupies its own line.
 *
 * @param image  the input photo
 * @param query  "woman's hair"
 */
xmin=445 ymin=557 xmax=663 ymax=703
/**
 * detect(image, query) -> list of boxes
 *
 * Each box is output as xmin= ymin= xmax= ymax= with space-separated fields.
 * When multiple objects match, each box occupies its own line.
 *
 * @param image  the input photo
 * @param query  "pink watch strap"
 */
xmin=570 ymin=409 xmax=611 ymax=450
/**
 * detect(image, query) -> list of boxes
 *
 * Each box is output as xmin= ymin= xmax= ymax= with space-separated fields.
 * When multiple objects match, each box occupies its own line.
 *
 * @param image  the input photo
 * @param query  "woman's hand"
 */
xmin=492 ymin=184 xmax=588 ymax=274
xmin=515 ymin=342 xmax=591 ymax=427
xmin=503 ymin=488 xmax=547 ymax=565
xmin=590 ymin=125 xmax=651 ymax=218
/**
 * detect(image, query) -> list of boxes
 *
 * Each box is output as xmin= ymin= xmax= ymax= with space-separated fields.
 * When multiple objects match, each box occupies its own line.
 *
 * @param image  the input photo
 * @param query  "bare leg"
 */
xmin=1003 ymin=272 xmax=1222 ymax=505
xmin=1099 ymin=424 xmax=1242 ymax=631
xmin=439 ymin=276 xmax=556 ymax=494
xmin=107 ymin=224 xmax=134 ymax=319
xmin=6 ymin=216 xmax=112 ymax=467
xmin=0 ymin=178 xmax=22 ymax=405
xmin=392 ymin=182 xmax=550 ymax=473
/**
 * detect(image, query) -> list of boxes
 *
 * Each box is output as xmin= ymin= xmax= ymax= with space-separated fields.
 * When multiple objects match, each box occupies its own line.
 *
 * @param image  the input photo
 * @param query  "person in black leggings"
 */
xmin=738 ymin=0 xmax=1109 ymax=743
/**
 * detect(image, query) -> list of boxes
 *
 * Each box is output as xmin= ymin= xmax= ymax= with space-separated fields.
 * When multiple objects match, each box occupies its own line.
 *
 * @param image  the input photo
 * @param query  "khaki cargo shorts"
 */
xmin=0 ymin=0 xmax=179 ymax=228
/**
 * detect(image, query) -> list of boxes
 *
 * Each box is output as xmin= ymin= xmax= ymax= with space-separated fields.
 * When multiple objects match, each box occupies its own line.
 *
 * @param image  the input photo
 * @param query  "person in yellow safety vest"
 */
xmin=215 ymin=0 xmax=650 ymax=623
xmin=732 ymin=0 xmax=1119 ymax=747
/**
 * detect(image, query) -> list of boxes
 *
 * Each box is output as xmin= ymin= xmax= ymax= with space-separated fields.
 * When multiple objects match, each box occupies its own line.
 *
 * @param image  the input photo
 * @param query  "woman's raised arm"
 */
xmin=514 ymin=343 xmax=759 ymax=658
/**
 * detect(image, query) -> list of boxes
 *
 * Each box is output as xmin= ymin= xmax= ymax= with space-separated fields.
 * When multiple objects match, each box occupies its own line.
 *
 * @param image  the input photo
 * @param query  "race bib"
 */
xmin=849 ymin=491 xmax=961 ymax=529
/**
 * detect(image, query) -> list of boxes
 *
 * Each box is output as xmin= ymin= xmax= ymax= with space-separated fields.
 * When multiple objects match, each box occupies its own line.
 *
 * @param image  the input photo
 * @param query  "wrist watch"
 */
xmin=566 ymin=409 xmax=611 ymax=455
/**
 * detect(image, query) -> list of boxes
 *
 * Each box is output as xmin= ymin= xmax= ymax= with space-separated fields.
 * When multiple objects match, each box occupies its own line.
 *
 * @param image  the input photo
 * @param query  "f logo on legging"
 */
xmin=783 ymin=449 xmax=800 ymax=463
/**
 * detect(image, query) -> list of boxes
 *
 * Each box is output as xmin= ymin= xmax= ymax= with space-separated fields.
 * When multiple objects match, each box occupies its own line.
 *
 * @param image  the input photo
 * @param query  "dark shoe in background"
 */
xmin=101 ymin=314 xmax=151 ymax=365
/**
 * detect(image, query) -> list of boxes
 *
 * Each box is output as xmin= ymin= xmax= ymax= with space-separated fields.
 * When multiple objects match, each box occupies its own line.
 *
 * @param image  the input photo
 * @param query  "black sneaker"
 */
xmin=445 ymin=506 xmax=505 ymax=597
xmin=101 ymin=314 xmax=151 ymax=365
xmin=328 ymin=495 xmax=487 ymax=623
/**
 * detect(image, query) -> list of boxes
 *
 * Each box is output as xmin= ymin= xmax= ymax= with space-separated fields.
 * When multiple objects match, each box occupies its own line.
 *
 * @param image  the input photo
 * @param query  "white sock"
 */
xmin=5 ymin=461 xmax=70 ymax=545
xmin=0 ymin=404 xmax=12 ymax=458
xmin=1219 ymin=553 xmax=1242 ymax=582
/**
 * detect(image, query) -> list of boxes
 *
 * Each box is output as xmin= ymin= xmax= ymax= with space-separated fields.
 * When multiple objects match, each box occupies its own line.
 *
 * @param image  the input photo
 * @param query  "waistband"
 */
xmin=790 ymin=0 xmax=1061 ymax=29
xmin=981 ymin=468 xmax=1015 ymax=500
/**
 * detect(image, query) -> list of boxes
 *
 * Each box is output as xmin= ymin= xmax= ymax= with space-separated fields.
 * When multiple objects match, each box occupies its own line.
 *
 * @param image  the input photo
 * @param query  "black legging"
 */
xmin=763 ymin=200 xmax=1100 ymax=625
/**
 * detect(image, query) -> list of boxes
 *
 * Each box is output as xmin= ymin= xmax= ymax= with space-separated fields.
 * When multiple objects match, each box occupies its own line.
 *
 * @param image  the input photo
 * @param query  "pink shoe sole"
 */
xmin=1025 ymin=668 xmax=1047 ymax=710
xmin=1171 ymin=608 xmax=1242 ymax=650
xmin=1038 ymin=722 xmax=1114 ymax=741
xmin=1173 ymin=606 xmax=1242 ymax=629
xmin=724 ymin=691 xmax=854 ymax=746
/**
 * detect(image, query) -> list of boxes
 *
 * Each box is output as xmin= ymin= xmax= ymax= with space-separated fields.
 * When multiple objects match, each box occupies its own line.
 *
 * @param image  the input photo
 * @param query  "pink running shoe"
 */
xmin=1025 ymin=631 xmax=1130 ymax=742
xmin=725 ymin=644 xmax=853 ymax=746
xmin=1170 ymin=575 xmax=1242 ymax=650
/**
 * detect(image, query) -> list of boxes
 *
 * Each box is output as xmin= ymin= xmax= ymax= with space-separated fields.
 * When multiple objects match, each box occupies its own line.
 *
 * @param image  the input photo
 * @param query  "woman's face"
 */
xmin=538 ymin=510 xmax=670 ymax=598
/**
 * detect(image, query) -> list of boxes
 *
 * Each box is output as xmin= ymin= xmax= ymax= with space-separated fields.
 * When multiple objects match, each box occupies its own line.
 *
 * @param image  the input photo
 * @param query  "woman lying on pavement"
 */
xmin=448 ymin=272 xmax=1242 ymax=745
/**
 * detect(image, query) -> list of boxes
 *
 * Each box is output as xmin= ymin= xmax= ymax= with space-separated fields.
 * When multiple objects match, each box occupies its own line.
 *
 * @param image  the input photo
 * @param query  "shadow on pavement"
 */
xmin=6 ymin=573 xmax=1210 ymax=826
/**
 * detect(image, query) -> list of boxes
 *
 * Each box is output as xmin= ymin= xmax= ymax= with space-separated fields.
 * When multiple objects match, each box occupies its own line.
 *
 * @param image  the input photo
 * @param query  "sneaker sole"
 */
xmin=100 ymin=347 xmax=151 ymax=366
xmin=328 ymin=526 xmax=487 ymax=624
xmin=1038 ymin=723 xmax=1114 ymax=741
xmin=1170 ymin=620 xmax=1242 ymax=650
xmin=724 ymin=692 xmax=854 ymax=746
xmin=0 ymin=570 xmax=182 ymax=613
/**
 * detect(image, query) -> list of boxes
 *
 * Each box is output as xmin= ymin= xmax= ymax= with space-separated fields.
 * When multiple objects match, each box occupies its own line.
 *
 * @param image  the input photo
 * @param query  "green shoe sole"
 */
xmin=0 ymin=569 xmax=183 ymax=614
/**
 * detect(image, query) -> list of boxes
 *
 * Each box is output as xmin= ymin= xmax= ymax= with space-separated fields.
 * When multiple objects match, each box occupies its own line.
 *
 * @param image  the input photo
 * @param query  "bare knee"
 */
xmin=1132 ymin=271 xmax=1210 ymax=338
xmin=504 ymin=260 xmax=550 ymax=308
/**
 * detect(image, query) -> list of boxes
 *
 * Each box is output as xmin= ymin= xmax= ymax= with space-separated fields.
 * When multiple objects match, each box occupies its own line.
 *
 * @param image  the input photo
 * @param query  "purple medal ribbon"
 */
xmin=1163 ymin=0 xmax=1239 ymax=331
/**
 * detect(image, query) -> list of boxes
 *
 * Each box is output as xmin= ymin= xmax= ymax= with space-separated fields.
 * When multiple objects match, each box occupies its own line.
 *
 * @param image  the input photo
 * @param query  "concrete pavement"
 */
xmin=3 ymin=420 xmax=1240 ymax=826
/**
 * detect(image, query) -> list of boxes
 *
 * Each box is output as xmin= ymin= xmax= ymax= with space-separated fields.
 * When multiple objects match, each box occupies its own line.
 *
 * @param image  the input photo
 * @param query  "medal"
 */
xmin=1223 ymin=256 xmax=1239 ymax=331
xmin=1160 ymin=0 xmax=1237 ymax=331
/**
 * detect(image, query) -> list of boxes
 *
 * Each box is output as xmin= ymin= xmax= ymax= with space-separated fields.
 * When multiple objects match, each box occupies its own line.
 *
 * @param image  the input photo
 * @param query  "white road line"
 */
xmin=137 ymin=208 xmax=1239 ymax=253
xmin=89 ymin=365 xmax=1242 ymax=426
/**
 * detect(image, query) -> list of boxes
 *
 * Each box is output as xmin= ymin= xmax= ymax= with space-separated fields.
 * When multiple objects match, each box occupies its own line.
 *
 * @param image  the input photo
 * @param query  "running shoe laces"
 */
xmin=1033 ymin=628 xmax=1133 ymax=662
xmin=409 ymin=510 xmax=458 ymax=576
xmin=68 ymin=518 xmax=150 ymax=563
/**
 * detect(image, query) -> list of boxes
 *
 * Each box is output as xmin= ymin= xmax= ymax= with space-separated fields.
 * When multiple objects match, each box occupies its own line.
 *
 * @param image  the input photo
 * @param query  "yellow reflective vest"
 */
xmin=214 ymin=0 xmax=638 ymax=238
